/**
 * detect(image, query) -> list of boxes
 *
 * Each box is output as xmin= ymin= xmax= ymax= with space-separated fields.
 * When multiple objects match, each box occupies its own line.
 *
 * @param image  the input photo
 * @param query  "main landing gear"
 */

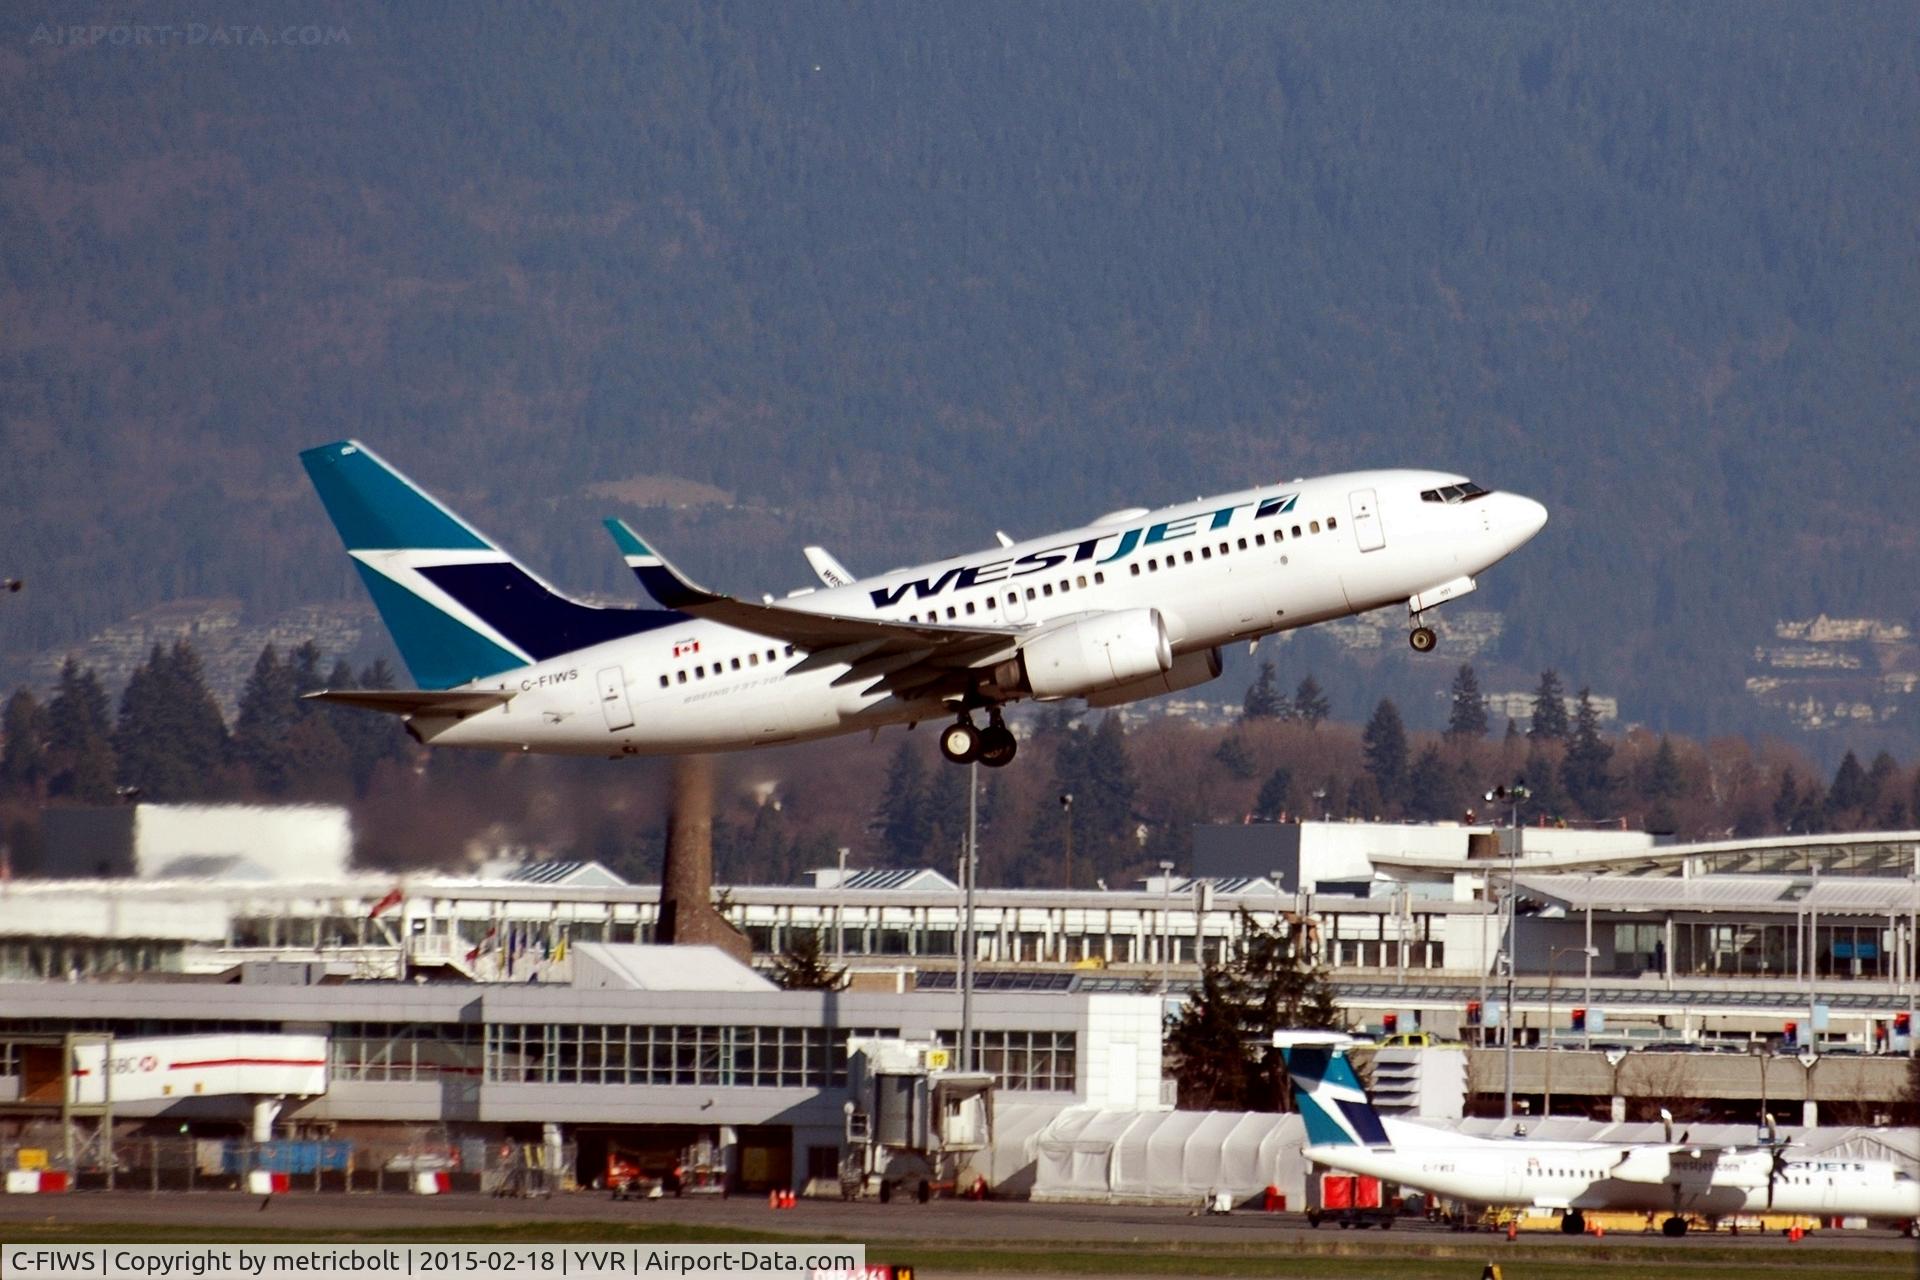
xmin=939 ymin=709 xmax=1017 ymax=767
xmin=1660 ymin=1214 xmax=1689 ymax=1237
xmin=1559 ymin=1211 xmax=1585 ymax=1235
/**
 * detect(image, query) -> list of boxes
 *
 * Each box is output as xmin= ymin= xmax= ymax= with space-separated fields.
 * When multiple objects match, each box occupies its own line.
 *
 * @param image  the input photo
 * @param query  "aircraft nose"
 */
xmin=1506 ymin=494 xmax=1548 ymax=547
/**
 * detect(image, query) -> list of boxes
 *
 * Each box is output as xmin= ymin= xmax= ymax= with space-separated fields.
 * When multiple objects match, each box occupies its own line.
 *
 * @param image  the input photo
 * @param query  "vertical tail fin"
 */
xmin=1276 ymin=1033 xmax=1391 ymax=1149
xmin=301 ymin=441 xmax=680 ymax=690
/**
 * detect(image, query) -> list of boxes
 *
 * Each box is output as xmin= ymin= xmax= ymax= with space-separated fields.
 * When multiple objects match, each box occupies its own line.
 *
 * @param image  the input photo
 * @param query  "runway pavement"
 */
xmin=0 ymin=1189 xmax=1914 ymax=1253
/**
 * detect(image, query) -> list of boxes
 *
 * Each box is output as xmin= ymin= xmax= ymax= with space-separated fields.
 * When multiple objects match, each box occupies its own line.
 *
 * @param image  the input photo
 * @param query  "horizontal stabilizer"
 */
xmin=303 ymin=688 xmax=515 ymax=717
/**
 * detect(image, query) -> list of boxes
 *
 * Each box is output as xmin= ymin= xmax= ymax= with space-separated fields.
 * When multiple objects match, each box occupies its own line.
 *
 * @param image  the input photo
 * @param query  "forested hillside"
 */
xmin=2 ymin=4 xmax=1916 ymax=749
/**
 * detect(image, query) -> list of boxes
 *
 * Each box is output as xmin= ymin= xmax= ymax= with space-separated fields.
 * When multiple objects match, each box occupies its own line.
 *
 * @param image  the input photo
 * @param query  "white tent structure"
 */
xmin=1030 ymin=1108 xmax=1920 ymax=1206
xmin=1032 ymin=1108 xmax=1313 ymax=1205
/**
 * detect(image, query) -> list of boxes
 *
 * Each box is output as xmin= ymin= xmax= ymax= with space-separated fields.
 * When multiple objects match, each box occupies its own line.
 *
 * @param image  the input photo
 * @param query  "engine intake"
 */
xmin=998 ymin=608 xmax=1174 ymax=700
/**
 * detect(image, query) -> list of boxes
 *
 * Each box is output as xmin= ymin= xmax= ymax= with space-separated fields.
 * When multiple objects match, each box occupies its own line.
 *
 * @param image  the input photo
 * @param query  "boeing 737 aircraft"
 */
xmin=299 ymin=441 xmax=1547 ymax=766
xmin=1276 ymin=1033 xmax=1920 ymax=1237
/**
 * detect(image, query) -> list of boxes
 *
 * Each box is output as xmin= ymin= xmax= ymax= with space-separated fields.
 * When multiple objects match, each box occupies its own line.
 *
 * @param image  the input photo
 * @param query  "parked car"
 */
xmin=1376 ymin=1032 xmax=1467 ymax=1049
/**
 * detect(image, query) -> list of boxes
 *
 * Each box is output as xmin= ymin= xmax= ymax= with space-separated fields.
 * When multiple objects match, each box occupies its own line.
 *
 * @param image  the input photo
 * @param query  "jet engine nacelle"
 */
xmin=998 ymin=607 xmax=1173 ymax=700
xmin=1084 ymin=646 xmax=1223 ymax=708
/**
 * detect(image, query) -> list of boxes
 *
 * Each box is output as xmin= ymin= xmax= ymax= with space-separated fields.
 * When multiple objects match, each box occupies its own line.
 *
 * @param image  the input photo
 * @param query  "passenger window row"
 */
xmin=904 ymin=571 xmax=1109 ymax=624
xmin=661 ymin=644 xmax=798 ymax=688
xmin=1124 ymin=516 xmax=1335 ymax=576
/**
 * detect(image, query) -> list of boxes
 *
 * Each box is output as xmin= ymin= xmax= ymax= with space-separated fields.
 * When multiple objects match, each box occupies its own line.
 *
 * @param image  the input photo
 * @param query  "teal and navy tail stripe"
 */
xmin=301 ymin=441 xmax=684 ymax=690
xmin=1280 ymin=1044 xmax=1392 ymax=1149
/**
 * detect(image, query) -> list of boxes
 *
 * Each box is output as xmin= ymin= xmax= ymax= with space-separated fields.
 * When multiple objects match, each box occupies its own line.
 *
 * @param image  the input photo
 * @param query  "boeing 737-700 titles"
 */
xmin=300 ymin=441 xmax=1547 ymax=766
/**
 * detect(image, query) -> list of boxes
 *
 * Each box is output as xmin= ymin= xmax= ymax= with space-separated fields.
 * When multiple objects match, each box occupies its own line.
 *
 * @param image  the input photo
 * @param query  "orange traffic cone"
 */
xmin=1506 ymin=1220 xmax=1518 ymax=1241
xmin=768 ymin=1190 xmax=779 ymax=1209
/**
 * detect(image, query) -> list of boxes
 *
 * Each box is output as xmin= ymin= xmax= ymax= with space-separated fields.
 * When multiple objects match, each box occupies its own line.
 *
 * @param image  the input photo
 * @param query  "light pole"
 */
xmin=960 ymin=763 xmax=978 ymax=1073
xmin=1485 ymin=781 xmax=1531 ymax=1122
xmin=1158 ymin=859 xmax=1175 ymax=993
xmin=1059 ymin=794 xmax=1074 ymax=890
xmin=1750 ymin=1042 xmax=1771 ymax=1130
xmin=1543 ymin=944 xmax=1598 ymax=1119
xmin=834 ymin=846 xmax=848 ymax=963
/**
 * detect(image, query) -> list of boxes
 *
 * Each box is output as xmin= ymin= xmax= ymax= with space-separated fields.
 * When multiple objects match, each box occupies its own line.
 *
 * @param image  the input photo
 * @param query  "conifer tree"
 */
xmin=234 ymin=645 xmax=300 ymax=795
xmin=1445 ymin=664 xmax=1488 ymax=740
xmin=1561 ymin=688 xmax=1615 ymax=818
xmin=0 ymin=690 xmax=50 ymax=801
xmin=342 ymin=659 xmax=409 ymax=791
xmin=1825 ymin=750 xmax=1870 ymax=823
xmin=1361 ymin=698 xmax=1409 ymax=808
xmin=46 ymin=658 xmax=116 ymax=802
xmin=920 ymin=756 xmax=969 ymax=867
xmin=1253 ymin=766 xmax=1293 ymax=821
xmin=768 ymin=928 xmax=847 ymax=990
xmin=116 ymin=644 xmax=197 ymax=800
xmin=1772 ymin=768 xmax=1802 ymax=831
xmin=1165 ymin=908 xmax=1339 ymax=1111
xmin=106 ymin=641 xmax=229 ymax=798
xmin=1080 ymin=713 xmax=1138 ymax=859
xmin=878 ymin=741 xmax=928 ymax=863
xmin=1645 ymin=736 xmax=1684 ymax=833
xmin=1292 ymin=675 xmax=1331 ymax=729
xmin=1213 ymin=733 xmax=1257 ymax=779
xmin=1522 ymin=748 xmax=1570 ymax=819
xmin=1864 ymin=751 xmax=1907 ymax=827
xmin=1242 ymin=660 xmax=1285 ymax=720
xmin=1406 ymin=745 xmax=1455 ymax=820
xmin=1528 ymin=669 xmax=1570 ymax=740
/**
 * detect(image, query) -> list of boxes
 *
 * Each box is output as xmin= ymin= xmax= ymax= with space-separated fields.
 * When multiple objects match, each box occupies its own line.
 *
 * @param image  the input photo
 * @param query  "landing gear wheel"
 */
xmin=1409 ymin=626 xmax=1437 ymax=653
xmin=939 ymin=721 xmax=982 ymax=764
xmin=1661 ymin=1215 xmax=1688 ymax=1238
xmin=978 ymin=724 xmax=1017 ymax=768
xmin=1560 ymin=1211 xmax=1585 ymax=1235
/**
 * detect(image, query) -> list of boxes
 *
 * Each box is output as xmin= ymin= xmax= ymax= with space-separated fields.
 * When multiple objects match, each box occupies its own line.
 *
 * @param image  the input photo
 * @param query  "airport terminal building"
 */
xmin=0 ymin=809 xmax=1915 ymax=1192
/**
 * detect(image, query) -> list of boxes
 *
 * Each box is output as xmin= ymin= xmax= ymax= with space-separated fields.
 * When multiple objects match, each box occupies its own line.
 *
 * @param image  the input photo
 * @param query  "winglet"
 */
xmin=804 ymin=546 xmax=855 ymax=589
xmin=603 ymin=519 xmax=713 ymax=610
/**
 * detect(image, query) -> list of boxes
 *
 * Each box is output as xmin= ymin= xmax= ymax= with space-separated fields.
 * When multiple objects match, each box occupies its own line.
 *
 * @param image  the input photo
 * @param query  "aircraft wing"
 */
xmin=303 ymin=688 xmax=515 ymax=717
xmin=602 ymin=520 xmax=1025 ymax=697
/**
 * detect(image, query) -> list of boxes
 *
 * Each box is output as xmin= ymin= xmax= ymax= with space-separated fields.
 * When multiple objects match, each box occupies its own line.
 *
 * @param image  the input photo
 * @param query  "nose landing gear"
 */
xmin=1409 ymin=625 xmax=1437 ymax=653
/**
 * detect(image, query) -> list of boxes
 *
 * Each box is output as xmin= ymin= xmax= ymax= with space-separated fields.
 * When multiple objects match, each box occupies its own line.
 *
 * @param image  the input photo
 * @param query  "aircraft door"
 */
xmin=597 ymin=666 xmax=635 ymax=732
xmin=1002 ymin=585 xmax=1029 ymax=623
xmin=1349 ymin=488 xmax=1385 ymax=552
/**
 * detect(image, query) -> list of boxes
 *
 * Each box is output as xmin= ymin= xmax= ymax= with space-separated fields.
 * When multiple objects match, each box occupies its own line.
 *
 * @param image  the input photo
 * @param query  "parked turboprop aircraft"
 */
xmin=1275 ymin=1033 xmax=1920 ymax=1237
xmin=299 ymin=441 xmax=1546 ymax=767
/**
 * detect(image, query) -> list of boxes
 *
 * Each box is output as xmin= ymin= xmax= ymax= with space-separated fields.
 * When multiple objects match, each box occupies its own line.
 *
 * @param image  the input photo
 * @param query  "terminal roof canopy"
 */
xmin=569 ymin=943 xmax=776 ymax=992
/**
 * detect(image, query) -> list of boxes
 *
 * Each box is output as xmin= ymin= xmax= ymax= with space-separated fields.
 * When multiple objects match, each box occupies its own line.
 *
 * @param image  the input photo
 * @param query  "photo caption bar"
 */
xmin=0 ymin=1246 xmax=889 ymax=1280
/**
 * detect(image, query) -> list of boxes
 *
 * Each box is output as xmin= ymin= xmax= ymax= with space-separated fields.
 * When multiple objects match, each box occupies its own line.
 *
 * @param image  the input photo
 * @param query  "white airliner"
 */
xmin=1276 ymin=1034 xmax=1920 ymax=1237
xmin=300 ymin=441 xmax=1547 ymax=766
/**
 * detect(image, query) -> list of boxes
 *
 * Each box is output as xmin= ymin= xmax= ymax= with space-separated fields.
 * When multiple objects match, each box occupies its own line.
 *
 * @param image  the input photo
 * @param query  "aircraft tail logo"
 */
xmin=301 ymin=441 xmax=681 ymax=690
xmin=1278 ymin=1039 xmax=1392 ymax=1149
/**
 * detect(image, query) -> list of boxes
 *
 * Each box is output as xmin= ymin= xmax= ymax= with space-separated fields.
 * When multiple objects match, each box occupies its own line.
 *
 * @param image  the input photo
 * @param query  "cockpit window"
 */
xmin=1420 ymin=481 xmax=1490 ymax=504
